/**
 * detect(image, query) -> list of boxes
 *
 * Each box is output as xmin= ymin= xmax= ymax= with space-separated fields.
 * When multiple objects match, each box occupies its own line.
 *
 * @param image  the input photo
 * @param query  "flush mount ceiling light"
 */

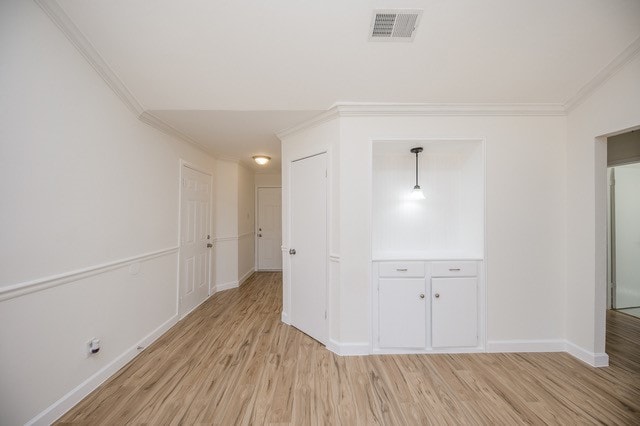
xmin=369 ymin=9 xmax=423 ymax=42
xmin=253 ymin=155 xmax=271 ymax=165
xmin=410 ymin=147 xmax=425 ymax=200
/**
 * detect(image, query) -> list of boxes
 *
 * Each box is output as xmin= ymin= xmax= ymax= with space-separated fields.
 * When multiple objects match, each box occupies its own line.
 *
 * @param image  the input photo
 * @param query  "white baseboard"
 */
xmin=486 ymin=339 xmax=566 ymax=353
xmin=27 ymin=314 xmax=179 ymax=426
xmin=565 ymin=341 xmax=609 ymax=367
xmin=238 ymin=268 xmax=255 ymax=286
xmin=326 ymin=339 xmax=369 ymax=356
xmin=214 ymin=281 xmax=239 ymax=292
xmin=281 ymin=311 xmax=290 ymax=324
xmin=488 ymin=339 xmax=609 ymax=367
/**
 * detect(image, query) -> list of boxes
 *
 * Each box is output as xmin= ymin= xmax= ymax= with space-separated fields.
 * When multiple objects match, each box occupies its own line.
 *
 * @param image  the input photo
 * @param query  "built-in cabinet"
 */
xmin=371 ymin=139 xmax=485 ymax=354
xmin=373 ymin=260 xmax=482 ymax=353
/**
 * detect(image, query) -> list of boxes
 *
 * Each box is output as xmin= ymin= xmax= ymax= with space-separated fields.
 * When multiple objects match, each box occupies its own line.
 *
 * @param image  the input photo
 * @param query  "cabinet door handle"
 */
xmin=434 ymin=293 xmax=440 ymax=298
xmin=396 ymin=268 xmax=408 ymax=272
xmin=449 ymin=268 xmax=461 ymax=271
xmin=419 ymin=294 xmax=425 ymax=299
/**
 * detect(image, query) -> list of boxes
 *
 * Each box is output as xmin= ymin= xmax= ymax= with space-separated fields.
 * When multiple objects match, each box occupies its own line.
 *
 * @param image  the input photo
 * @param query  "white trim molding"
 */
xmin=215 ymin=236 xmax=240 ymax=243
xmin=140 ymin=111 xmax=213 ymax=155
xmin=26 ymin=314 xmax=179 ymax=426
xmin=276 ymin=102 xmax=567 ymax=139
xmin=276 ymin=109 xmax=340 ymax=140
xmin=564 ymin=36 xmax=640 ymax=112
xmin=214 ymin=281 xmax=239 ymax=292
xmin=332 ymin=102 xmax=566 ymax=117
xmin=239 ymin=268 xmax=255 ymax=286
xmin=0 ymin=247 xmax=179 ymax=302
xmin=326 ymin=340 xmax=370 ymax=356
xmin=565 ymin=341 xmax=609 ymax=367
xmin=34 ymin=0 xmax=144 ymax=117
xmin=488 ymin=339 xmax=609 ymax=367
xmin=486 ymin=339 xmax=566 ymax=353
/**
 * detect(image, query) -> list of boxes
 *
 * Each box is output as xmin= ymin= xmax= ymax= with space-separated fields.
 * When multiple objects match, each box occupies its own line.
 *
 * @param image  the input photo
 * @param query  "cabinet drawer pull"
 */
xmin=434 ymin=293 xmax=440 ymax=298
xmin=449 ymin=268 xmax=461 ymax=271
xmin=396 ymin=268 xmax=408 ymax=272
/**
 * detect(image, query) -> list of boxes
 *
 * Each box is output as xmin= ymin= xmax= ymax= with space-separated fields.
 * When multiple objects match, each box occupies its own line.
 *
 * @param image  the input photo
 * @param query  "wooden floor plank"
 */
xmin=57 ymin=272 xmax=640 ymax=425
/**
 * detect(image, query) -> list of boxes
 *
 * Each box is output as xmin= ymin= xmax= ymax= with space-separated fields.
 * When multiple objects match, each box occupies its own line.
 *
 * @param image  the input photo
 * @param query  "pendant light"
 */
xmin=410 ymin=147 xmax=426 ymax=200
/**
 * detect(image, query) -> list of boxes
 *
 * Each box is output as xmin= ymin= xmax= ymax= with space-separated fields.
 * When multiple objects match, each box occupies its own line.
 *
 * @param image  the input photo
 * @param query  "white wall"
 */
xmin=566 ymin=53 xmax=640 ymax=362
xmin=372 ymin=140 xmax=484 ymax=259
xmin=254 ymin=173 xmax=282 ymax=188
xmin=280 ymin=118 xmax=340 ymax=339
xmin=215 ymin=160 xmax=239 ymax=290
xmin=339 ymin=115 xmax=567 ymax=348
xmin=214 ymin=160 xmax=256 ymax=289
xmin=238 ymin=164 xmax=255 ymax=282
xmin=282 ymin=113 xmax=567 ymax=353
xmin=0 ymin=1 xmax=216 ymax=424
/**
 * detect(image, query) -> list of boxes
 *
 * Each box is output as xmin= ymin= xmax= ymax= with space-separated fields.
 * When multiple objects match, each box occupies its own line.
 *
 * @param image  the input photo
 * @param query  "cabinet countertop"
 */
xmin=372 ymin=252 xmax=483 ymax=262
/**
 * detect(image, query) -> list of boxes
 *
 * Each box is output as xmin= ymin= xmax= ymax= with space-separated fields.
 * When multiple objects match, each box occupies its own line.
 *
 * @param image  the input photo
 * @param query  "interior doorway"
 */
xmin=607 ymin=130 xmax=640 ymax=319
xmin=609 ymin=163 xmax=640 ymax=317
xmin=256 ymin=187 xmax=282 ymax=271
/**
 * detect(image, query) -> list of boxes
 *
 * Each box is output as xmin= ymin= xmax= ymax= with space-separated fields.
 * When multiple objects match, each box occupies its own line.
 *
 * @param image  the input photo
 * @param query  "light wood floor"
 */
xmin=58 ymin=272 xmax=640 ymax=425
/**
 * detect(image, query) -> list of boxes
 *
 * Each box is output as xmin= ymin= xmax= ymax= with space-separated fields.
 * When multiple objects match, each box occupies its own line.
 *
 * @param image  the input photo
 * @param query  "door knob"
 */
xmin=434 ymin=293 xmax=440 ymax=298
xmin=258 ymin=234 xmax=262 ymax=237
xmin=289 ymin=248 xmax=296 ymax=255
xmin=207 ymin=243 xmax=213 ymax=248
xmin=419 ymin=294 xmax=425 ymax=299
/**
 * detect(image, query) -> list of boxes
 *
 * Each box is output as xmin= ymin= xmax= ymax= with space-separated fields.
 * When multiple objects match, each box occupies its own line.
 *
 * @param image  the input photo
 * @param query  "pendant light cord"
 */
xmin=415 ymin=151 xmax=419 ymax=187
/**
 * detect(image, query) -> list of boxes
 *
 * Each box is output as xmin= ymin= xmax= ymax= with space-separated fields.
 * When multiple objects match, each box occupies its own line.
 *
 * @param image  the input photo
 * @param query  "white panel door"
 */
xmin=180 ymin=165 xmax=212 ymax=318
xmin=613 ymin=164 xmax=640 ymax=309
xmin=431 ymin=277 xmax=477 ymax=348
xmin=257 ymin=187 xmax=282 ymax=270
xmin=290 ymin=153 xmax=327 ymax=344
xmin=378 ymin=278 xmax=427 ymax=348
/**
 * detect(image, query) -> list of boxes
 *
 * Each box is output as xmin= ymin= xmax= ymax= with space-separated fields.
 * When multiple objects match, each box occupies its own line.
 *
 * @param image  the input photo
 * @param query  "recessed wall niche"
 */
xmin=372 ymin=140 xmax=484 ymax=260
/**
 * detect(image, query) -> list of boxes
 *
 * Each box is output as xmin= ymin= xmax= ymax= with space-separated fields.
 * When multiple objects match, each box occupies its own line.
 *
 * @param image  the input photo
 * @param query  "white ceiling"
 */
xmin=55 ymin=0 xmax=640 ymax=171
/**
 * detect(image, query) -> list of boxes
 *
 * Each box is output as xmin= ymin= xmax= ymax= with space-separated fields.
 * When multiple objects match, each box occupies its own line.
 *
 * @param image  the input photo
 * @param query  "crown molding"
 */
xmin=276 ymin=102 xmax=566 ymax=140
xmin=138 ymin=111 xmax=215 ymax=156
xmin=36 ymin=1 xmax=219 ymax=158
xmin=333 ymin=102 xmax=566 ymax=117
xmin=35 ymin=0 xmax=144 ymax=117
xmin=564 ymin=36 xmax=640 ymax=112
xmin=276 ymin=108 xmax=340 ymax=140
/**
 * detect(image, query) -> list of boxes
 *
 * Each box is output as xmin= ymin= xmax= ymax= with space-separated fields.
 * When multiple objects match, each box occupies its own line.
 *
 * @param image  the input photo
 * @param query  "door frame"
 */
xmin=254 ymin=185 xmax=282 ymax=272
xmin=177 ymin=160 xmax=213 ymax=318
xmin=285 ymin=151 xmax=330 ymax=345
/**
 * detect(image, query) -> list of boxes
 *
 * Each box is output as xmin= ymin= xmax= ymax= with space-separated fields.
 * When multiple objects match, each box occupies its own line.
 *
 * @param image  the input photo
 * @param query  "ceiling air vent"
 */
xmin=369 ymin=9 xmax=423 ymax=42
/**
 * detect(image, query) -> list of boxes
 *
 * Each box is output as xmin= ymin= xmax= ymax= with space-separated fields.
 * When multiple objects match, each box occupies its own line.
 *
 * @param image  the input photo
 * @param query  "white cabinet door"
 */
xmin=378 ymin=278 xmax=426 ymax=348
xmin=432 ymin=277 xmax=477 ymax=348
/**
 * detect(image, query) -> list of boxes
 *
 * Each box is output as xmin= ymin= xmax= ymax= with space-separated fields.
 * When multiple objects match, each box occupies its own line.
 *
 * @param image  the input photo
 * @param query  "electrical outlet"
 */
xmin=87 ymin=338 xmax=101 ymax=355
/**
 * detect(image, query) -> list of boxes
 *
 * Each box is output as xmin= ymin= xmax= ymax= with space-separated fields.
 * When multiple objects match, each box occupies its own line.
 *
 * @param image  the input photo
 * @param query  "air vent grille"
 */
xmin=370 ymin=10 xmax=422 ymax=41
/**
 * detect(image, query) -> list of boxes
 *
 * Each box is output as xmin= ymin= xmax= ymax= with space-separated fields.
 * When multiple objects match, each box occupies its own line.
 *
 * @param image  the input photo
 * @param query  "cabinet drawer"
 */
xmin=379 ymin=262 xmax=425 ymax=278
xmin=431 ymin=261 xmax=477 ymax=277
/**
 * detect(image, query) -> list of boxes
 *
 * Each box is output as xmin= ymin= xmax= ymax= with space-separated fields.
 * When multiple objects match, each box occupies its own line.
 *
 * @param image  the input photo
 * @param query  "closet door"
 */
xmin=378 ymin=278 xmax=426 ymax=348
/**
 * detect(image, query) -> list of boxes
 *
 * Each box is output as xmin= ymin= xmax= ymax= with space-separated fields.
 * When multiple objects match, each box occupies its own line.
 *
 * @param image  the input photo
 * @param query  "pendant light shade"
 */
xmin=410 ymin=147 xmax=425 ymax=199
